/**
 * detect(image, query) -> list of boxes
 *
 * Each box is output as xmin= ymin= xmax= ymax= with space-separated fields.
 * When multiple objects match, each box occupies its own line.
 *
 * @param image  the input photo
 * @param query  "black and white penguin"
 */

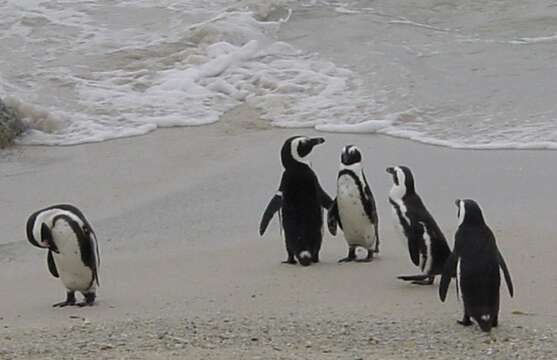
xmin=327 ymin=145 xmax=379 ymax=262
xmin=259 ymin=136 xmax=332 ymax=266
xmin=26 ymin=204 xmax=100 ymax=307
xmin=386 ymin=166 xmax=451 ymax=285
xmin=439 ymin=199 xmax=514 ymax=332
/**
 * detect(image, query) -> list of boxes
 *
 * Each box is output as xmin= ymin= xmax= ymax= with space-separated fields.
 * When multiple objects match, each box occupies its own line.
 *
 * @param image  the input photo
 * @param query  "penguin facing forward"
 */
xmin=386 ymin=166 xmax=451 ymax=285
xmin=439 ymin=199 xmax=514 ymax=332
xmin=27 ymin=204 xmax=100 ymax=307
xmin=327 ymin=145 xmax=379 ymax=262
xmin=259 ymin=136 xmax=332 ymax=266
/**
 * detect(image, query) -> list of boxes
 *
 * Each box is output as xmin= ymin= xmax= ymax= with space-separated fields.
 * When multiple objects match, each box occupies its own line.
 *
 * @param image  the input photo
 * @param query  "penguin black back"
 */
xmin=440 ymin=199 xmax=513 ymax=332
xmin=260 ymin=136 xmax=332 ymax=266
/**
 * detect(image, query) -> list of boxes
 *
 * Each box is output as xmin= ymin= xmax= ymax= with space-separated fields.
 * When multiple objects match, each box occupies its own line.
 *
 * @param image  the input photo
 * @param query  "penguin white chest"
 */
xmin=52 ymin=223 xmax=94 ymax=292
xmin=337 ymin=175 xmax=374 ymax=249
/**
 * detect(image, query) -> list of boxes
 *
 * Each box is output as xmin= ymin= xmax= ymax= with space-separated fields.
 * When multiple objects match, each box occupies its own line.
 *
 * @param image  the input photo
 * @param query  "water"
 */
xmin=1 ymin=0 xmax=556 ymax=149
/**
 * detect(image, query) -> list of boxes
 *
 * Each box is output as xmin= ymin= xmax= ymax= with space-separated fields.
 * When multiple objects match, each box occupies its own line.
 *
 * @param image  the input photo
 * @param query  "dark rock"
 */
xmin=0 ymin=98 xmax=25 ymax=148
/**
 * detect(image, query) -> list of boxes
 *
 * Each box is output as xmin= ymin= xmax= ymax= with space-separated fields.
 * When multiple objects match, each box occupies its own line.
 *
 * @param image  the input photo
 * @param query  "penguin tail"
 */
xmin=298 ymin=251 xmax=312 ymax=266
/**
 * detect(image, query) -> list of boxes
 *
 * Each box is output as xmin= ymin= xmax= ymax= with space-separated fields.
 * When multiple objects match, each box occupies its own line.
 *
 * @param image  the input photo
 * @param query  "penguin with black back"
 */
xmin=259 ymin=136 xmax=332 ymax=266
xmin=439 ymin=199 xmax=514 ymax=332
xmin=27 ymin=204 xmax=100 ymax=307
xmin=328 ymin=145 xmax=379 ymax=262
xmin=386 ymin=166 xmax=451 ymax=284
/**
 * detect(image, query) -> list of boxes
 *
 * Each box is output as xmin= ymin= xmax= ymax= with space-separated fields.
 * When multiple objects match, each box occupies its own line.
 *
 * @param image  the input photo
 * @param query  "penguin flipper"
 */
xmin=497 ymin=249 xmax=514 ymax=297
xmin=319 ymin=184 xmax=333 ymax=209
xmin=439 ymin=253 xmax=457 ymax=302
xmin=259 ymin=193 xmax=282 ymax=236
xmin=327 ymin=199 xmax=341 ymax=235
xmin=47 ymin=250 xmax=59 ymax=278
xmin=362 ymin=172 xmax=378 ymax=222
xmin=407 ymin=226 xmax=422 ymax=267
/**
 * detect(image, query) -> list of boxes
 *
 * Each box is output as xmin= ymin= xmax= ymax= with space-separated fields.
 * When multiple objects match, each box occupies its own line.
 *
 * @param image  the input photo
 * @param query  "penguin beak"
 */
xmin=386 ymin=167 xmax=395 ymax=174
xmin=310 ymin=137 xmax=325 ymax=146
xmin=454 ymin=199 xmax=461 ymax=207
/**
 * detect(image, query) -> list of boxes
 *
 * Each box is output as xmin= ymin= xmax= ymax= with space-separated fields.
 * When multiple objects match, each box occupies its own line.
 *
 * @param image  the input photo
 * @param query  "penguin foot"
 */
xmin=53 ymin=291 xmax=76 ymax=307
xmin=398 ymin=274 xmax=433 ymax=285
xmin=281 ymin=259 xmax=297 ymax=265
xmin=338 ymin=257 xmax=354 ymax=263
xmin=411 ymin=278 xmax=434 ymax=285
xmin=458 ymin=318 xmax=473 ymax=327
xmin=52 ymin=300 xmax=76 ymax=307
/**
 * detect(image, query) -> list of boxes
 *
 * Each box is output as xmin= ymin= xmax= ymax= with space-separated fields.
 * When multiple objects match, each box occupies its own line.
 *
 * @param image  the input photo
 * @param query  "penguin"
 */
xmin=327 ymin=145 xmax=379 ymax=262
xmin=259 ymin=136 xmax=332 ymax=266
xmin=386 ymin=166 xmax=451 ymax=285
xmin=439 ymin=199 xmax=514 ymax=332
xmin=26 ymin=204 xmax=100 ymax=307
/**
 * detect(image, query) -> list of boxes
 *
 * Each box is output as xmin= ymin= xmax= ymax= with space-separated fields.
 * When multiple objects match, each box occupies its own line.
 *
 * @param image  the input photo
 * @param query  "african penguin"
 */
xmin=259 ymin=136 xmax=332 ymax=266
xmin=386 ymin=166 xmax=451 ymax=285
xmin=26 ymin=204 xmax=100 ymax=307
xmin=327 ymin=145 xmax=379 ymax=262
xmin=439 ymin=199 xmax=514 ymax=332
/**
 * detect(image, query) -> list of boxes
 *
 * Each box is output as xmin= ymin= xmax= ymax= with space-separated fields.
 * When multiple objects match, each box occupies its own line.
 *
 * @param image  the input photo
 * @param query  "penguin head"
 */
xmin=340 ymin=145 xmax=362 ymax=166
xmin=281 ymin=136 xmax=325 ymax=168
xmin=40 ymin=223 xmax=59 ymax=254
xmin=455 ymin=199 xmax=486 ymax=226
xmin=386 ymin=166 xmax=415 ymax=197
xmin=45 ymin=213 xmax=92 ymax=254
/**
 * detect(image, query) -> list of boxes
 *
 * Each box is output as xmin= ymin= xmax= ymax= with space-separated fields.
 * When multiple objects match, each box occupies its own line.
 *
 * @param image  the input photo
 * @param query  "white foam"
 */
xmin=334 ymin=7 xmax=361 ymax=15
xmin=2 ymin=0 xmax=386 ymax=146
xmin=3 ymin=0 xmax=557 ymax=150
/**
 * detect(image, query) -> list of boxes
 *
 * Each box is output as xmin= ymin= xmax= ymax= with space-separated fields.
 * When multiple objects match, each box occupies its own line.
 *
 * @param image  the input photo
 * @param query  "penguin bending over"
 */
xmin=27 ymin=204 xmax=100 ymax=307
xmin=439 ymin=199 xmax=514 ymax=332
xmin=259 ymin=136 xmax=332 ymax=266
xmin=328 ymin=145 xmax=379 ymax=262
xmin=386 ymin=166 xmax=451 ymax=285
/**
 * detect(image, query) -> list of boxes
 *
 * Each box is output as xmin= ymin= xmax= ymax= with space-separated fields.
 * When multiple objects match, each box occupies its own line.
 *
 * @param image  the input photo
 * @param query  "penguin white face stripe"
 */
xmin=290 ymin=137 xmax=309 ymax=165
xmin=456 ymin=258 xmax=462 ymax=301
xmin=389 ymin=167 xmax=407 ymax=201
xmin=457 ymin=200 xmax=466 ymax=226
xmin=389 ymin=167 xmax=410 ymax=227
xmin=32 ymin=209 xmax=85 ymax=247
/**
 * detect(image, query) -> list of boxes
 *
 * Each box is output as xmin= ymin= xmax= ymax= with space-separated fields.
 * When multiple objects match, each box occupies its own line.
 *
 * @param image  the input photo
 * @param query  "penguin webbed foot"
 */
xmin=52 ymin=300 xmax=76 ymax=308
xmin=411 ymin=277 xmax=434 ymax=285
xmin=281 ymin=258 xmax=297 ymax=265
xmin=53 ymin=291 xmax=76 ymax=307
xmin=338 ymin=257 xmax=354 ymax=263
xmin=458 ymin=317 xmax=473 ymax=327
xmin=398 ymin=274 xmax=434 ymax=285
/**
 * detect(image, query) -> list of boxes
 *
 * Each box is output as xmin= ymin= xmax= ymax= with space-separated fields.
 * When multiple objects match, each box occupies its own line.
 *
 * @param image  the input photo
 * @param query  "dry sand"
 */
xmin=0 ymin=106 xmax=556 ymax=359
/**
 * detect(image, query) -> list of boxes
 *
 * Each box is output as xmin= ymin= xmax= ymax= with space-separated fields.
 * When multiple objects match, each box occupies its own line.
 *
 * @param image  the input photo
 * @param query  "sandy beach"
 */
xmin=1 ymin=106 xmax=556 ymax=359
